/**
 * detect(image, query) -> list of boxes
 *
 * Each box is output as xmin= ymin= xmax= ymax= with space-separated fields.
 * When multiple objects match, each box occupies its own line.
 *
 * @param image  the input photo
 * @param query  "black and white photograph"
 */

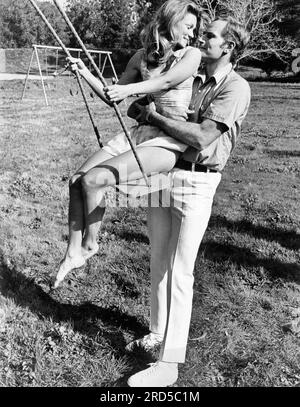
xmin=0 ymin=0 xmax=299 ymax=393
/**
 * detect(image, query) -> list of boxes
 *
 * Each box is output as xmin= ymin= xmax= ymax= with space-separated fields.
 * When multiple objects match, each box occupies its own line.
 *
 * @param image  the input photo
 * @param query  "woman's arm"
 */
xmin=105 ymin=47 xmax=201 ymax=102
xmin=117 ymin=50 xmax=143 ymax=85
xmin=67 ymin=50 xmax=143 ymax=105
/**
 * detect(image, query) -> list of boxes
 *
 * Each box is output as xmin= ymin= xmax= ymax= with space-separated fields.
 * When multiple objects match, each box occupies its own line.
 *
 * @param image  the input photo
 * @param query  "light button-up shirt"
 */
xmin=182 ymin=63 xmax=251 ymax=171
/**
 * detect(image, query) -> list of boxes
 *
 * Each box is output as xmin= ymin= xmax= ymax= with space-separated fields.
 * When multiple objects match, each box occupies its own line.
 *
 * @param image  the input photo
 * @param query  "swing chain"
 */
xmin=53 ymin=63 xmax=69 ymax=77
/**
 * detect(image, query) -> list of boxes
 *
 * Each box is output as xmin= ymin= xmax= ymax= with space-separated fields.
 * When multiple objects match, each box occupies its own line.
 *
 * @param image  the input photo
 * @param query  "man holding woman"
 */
xmin=56 ymin=1 xmax=251 ymax=388
xmin=55 ymin=0 xmax=204 ymax=285
xmin=125 ymin=15 xmax=251 ymax=387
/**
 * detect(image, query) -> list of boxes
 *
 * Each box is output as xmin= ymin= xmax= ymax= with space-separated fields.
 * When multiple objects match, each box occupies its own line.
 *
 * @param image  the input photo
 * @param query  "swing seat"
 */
xmin=116 ymin=172 xmax=169 ymax=197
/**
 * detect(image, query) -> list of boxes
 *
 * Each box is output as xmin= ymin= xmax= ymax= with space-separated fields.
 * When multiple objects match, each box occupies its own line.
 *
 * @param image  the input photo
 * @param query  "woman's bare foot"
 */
xmin=53 ymin=254 xmax=85 ymax=289
xmin=82 ymin=243 xmax=99 ymax=261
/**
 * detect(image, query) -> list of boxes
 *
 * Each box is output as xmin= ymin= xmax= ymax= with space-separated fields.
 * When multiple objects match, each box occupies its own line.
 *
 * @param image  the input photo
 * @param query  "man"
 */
xmin=126 ymin=16 xmax=251 ymax=387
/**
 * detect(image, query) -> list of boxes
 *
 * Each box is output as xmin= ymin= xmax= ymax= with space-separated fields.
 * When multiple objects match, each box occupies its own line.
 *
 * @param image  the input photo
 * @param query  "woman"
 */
xmin=54 ymin=0 xmax=206 ymax=287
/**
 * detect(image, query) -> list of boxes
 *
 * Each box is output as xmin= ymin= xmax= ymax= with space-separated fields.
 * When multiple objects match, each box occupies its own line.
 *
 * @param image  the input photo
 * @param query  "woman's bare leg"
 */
xmin=55 ymin=149 xmax=114 ymax=287
xmin=81 ymin=147 xmax=179 ymax=249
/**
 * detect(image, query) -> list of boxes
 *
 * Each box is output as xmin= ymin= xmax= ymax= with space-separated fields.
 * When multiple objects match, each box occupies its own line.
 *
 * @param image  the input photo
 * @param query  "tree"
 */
xmin=65 ymin=0 xmax=165 ymax=50
xmin=66 ymin=0 xmax=104 ymax=48
xmin=276 ymin=0 xmax=300 ymax=41
xmin=197 ymin=0 xmax=296 ymax=65
xmin=100 ymin=0 xmax=134 ymax=48
xmin=121 ymin=0 xmax=162 ymax=49
xmin=0 ymin=0 xmax=70 ymax=48
xmin=66 ymin=0 xmax=148 ymax=49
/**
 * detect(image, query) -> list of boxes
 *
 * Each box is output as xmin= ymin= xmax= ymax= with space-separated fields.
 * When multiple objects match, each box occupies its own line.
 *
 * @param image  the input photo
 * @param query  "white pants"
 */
xmin=147 ymin=168 xmax=221 ymax=363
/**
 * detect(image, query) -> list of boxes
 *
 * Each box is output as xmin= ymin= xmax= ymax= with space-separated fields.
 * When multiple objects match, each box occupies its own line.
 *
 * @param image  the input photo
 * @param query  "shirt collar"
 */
xmin=197 ymin=63 xmax=233 ymax=85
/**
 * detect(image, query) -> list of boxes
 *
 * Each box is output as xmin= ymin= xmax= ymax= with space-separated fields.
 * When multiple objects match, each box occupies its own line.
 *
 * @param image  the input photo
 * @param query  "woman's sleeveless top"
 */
xmin=139 ymin=47 xmax=195 ymax=121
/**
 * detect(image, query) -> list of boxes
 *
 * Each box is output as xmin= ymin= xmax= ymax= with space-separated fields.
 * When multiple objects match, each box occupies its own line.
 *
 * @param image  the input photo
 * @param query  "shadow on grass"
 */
xmin=115 ymin=230 xmax=149 ymax=244
xmin=0 ymin=255 xmax=151 ymax=385
xmin=110 ymin=213 xmax=299 ymax=250
xmin=209 ymin=215 xmax=300 ymax=251
xmin=247 ymin=76 xmax=300 ymax=84
xmin=201 ymin=240 xmax=300 ymax=284
xmin=264 ymin=150 xmax=300 ymax=158
xmin=109 ymin=271 xmax=142 ymax=299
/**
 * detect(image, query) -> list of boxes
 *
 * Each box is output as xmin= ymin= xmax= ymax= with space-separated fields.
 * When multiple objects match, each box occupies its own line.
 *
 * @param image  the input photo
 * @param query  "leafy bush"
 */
xmin=0 ymin=0 xmax=70 ymax=48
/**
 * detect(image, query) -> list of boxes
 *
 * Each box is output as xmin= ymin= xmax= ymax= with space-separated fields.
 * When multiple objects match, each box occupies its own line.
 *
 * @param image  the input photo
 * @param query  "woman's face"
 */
xmin=173 ymin=12 xmax=197 ymax=48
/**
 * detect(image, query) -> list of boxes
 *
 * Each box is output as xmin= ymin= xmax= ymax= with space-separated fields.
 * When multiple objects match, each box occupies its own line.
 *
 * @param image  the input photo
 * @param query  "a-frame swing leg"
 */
xmin=21 ymin=48 xmax=35 ymax=102
xmin=101 ymin=55 xmax=107 ymax=76
xmin=34 ymin=45 xmax=49 ymax=106
xmin=107 ymin=53 xmax=118 ymax=83
xmin=98 ymin=53 xmax=101 ymax=74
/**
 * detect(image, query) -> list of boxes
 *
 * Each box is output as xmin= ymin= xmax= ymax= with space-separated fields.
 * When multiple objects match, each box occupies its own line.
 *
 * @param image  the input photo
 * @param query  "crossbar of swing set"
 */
xmin=26 ymin=44 xmax=117 ymax=81
xmin=33 ymin=44 xmax=119 ymax=83
xmin=33 ymin=44 xmax=113 ymax=55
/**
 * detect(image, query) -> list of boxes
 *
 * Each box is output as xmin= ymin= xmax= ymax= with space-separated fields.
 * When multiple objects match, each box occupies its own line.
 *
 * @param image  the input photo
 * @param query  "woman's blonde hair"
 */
xmin=141 ymin=0 xmax=204 ymax=66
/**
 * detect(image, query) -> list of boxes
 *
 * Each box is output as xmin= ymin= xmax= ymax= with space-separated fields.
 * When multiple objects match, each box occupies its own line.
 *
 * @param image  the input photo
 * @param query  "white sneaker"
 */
xmin=127 ymin=361 xmax=178 ymax=387
xmin=125 ymin=333 xmax=163 ymax=352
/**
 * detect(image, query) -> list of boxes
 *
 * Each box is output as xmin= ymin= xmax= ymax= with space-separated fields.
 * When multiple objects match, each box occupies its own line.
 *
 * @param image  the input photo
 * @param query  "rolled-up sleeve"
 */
xmin=202 ymin=79 xmax=251 ymax=129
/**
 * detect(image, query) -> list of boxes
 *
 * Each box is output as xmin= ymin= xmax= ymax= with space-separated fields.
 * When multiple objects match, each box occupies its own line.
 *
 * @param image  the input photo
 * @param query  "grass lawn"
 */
xmin=0 ymin=76 xmax=299 ymax=387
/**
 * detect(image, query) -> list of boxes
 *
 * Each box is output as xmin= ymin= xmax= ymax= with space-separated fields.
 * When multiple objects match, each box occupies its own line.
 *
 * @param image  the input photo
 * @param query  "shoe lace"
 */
xmin=146 ymin=362 xmax=160 ymax=373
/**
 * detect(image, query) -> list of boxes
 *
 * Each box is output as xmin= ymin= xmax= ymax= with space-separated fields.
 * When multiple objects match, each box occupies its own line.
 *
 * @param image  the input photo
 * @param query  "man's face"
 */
xmin=199 ymin=20 xmax=229 ymax=63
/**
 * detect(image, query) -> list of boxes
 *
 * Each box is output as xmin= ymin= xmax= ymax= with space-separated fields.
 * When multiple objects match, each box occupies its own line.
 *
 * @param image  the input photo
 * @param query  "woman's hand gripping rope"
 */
xmin=104 ymin=83 xmax=132 ymax=103
xmin=66 ymin=56 xmax=88 ymax=75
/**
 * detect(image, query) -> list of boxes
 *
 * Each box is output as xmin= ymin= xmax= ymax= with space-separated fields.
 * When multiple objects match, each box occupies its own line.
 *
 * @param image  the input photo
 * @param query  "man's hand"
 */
xmin=127 ymin=97 xmax=156 ymax=123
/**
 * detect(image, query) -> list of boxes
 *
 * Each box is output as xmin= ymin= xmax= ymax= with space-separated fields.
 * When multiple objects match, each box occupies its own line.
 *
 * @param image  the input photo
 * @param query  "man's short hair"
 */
xmin=215 ymin=15 xmax=250 ymax=64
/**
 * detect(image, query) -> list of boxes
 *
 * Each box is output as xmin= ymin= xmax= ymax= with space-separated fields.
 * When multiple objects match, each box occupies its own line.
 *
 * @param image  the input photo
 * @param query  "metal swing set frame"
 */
xmin=21 ymin=44 xmax=118 ymax=106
